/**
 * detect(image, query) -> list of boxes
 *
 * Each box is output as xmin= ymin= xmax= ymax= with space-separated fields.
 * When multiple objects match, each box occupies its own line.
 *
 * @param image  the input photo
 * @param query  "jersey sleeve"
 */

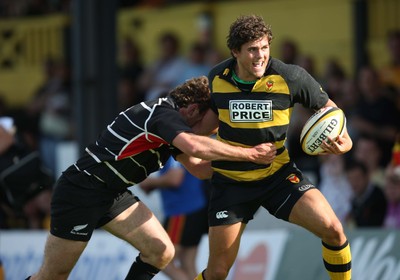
xmin=290 ymin=66 xmax=329 ymax=110
xmin=147 ymin=106 xmax=193 ymax=144
xmin=208 ymin=68 xmax=219 ymax=115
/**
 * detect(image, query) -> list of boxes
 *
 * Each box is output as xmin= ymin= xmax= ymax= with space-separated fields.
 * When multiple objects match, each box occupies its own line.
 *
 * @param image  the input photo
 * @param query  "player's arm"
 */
xmin=175 ymin=154 xmax=213 ymax=180
xmin=172 ymin=107 xmax=276 ymax=164
xmin=320 ymin=99 xmax=353 ymax=154
xmin=172 ymin=132 xmax=277 ymax=165
xmin=140 ymin=166 xmax=184 ymax=193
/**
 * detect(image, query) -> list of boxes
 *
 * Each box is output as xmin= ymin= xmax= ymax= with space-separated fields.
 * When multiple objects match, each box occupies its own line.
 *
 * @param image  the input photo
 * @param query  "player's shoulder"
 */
xmin=269 ymin=57 xmax=309 ymax=81
xmin=209 ymin=58 xmax=235 ymax=78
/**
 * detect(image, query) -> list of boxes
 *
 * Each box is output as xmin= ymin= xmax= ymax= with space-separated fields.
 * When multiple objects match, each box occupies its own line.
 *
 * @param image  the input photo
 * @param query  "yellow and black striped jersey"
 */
xmin=208 ymin=57 xmax=329 ymax=182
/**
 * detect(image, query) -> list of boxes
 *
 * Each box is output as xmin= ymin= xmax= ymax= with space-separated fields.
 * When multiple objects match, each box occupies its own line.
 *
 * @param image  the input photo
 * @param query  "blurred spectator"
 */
xmin=117 ymin=78 xmax=141 ymax=111
xmin=117 ymin=37 xmax=145 ymax=109
xmin=118 ymin=37 xmax=144 ymax=85
xmin=0 ymin=0 xmax=71 ymax=17
xmin=25 ymin=0 xmax=50 ymax=16
xmin=379 ymin=30 xmax=400 ymax=92
xmin=279 ymin=39 xmax=299 ymax=65
xmin=319 ymin=155 xmax=352 ymax=224
xmin=383 ymin=135 xmax=400 ymax=228
xmin=0 ymin=0 xmax=27 ymax=17
xmin=338 ymin=78 xmax=360 ymax=118
xmin=348 ymin=65 xmax=400 ymax=166
xmin=179 ymin=41 xmax=212 ymax=83
xmin=352 ymin=134 xmax=386 ymax=187
xmin=25 ymin=58 xmax=74 ymax=179
xmin=383 ymin=164 xmax=400 ymax=229
xmin=137 ymin=31 xmax=186 ymax=101
xmin=321 ymin=59 xmax=347 ymax=105
xmin=140 ymin=156 xmax=208 ymax=280
xmin=0 ymin=116 xmax=53 ymax=229
xmin=345 ymin=159 xmax=387 ymax=227
xmin=297 ymin=54 xmax=321 ymax=82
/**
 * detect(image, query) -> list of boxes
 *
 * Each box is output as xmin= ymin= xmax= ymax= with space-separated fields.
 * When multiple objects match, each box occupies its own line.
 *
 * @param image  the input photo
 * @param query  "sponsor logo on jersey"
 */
xmin=266 ymin=80 xmax=274 ymax=91
xmin=286 ymin=174 xmax=300 ymax=184
xmin=216 ymin=211 xmax=229 ymax=219
xmin=70 ymin=224 xmax=89 ymax=236
xmin=229 ymin=100 xmax=272 ymax=122
xmin=298 ymin=184 xmax=313 ymax=192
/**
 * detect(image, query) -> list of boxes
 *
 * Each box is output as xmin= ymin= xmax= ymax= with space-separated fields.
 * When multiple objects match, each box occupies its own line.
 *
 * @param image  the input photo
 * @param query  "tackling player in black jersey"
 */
xmin=27 ymin=76 xmax=276 ymax=280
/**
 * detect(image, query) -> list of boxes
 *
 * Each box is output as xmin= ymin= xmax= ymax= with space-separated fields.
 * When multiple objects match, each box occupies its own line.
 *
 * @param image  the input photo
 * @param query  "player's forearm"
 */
xmin=176 ymin=154 xmax=213 ymax=179
xmin=340 ymin=128 xmax=353 ymax=152
xmin=174 ymin=133 xmax=255 ymax=162
xmin=141 ymin=169 xmax=184 ymax=188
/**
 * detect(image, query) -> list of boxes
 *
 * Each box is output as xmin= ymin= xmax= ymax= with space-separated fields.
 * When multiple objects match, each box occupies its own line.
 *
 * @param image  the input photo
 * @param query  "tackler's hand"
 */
xmin=248 ymin=142 xmax=277 ymax=165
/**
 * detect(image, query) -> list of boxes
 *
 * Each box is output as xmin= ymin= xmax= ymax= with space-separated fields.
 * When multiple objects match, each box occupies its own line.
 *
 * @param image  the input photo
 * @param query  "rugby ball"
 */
xmin=300 ymin=107 xmax=346 ymax=155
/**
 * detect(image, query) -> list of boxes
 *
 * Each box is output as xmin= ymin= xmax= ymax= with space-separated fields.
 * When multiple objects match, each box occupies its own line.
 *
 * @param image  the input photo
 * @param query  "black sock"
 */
xmin=124 ymin=254 xmax=160 ymax=280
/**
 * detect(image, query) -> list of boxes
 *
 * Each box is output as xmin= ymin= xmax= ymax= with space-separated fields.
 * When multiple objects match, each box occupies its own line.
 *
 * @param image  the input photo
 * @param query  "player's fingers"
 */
xmin=321 ymin=140 xmax=337 ymax=153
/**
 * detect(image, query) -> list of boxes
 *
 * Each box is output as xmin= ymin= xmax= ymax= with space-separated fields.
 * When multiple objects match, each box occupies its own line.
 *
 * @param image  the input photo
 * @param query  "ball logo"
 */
xmin=286 ymin=174 xmax=300 ymax=184
xmin=306 ymin=118 xmax=338 ymax=153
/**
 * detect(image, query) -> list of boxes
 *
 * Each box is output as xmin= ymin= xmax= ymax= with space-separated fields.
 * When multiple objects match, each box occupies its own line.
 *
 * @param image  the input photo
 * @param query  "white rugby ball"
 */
xmin=299 ymin=107 xmax=346 ymax=155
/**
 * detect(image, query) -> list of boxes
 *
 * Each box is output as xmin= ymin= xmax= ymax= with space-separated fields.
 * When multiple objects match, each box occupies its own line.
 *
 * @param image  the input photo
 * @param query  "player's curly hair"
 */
xmin=227 ymin=15 xmax=273 ymax=53
xmin=169 ymin=76 xmax=210 ymax=113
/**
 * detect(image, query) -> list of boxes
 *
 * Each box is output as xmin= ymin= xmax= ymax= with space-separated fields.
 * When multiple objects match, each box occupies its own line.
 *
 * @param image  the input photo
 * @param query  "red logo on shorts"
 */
xmin=286 ymin=174 xmax=300 ymax=184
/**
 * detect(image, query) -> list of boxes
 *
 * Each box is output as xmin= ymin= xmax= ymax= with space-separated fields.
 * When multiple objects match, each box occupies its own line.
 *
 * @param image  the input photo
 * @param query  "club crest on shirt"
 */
xmin=266 ymin=80 xmax=274 ymax=91
xmin=286 ymin=174 xmax=300 ymax=184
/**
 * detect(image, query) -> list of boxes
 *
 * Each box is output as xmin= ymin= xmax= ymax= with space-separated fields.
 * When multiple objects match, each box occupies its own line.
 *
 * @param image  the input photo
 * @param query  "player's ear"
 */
xmin=231 ymin=48 xmax=239 ymax=58
xmin=187 ymin=104 xmax=199 ymax=117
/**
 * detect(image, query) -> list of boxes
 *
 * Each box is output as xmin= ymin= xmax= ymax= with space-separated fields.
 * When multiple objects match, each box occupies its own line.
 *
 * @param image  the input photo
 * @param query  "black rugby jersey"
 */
xmin=208 ymin=57 xmax=329 ymax=182
xmin=69 ymin=97 xmax=192 ymax=190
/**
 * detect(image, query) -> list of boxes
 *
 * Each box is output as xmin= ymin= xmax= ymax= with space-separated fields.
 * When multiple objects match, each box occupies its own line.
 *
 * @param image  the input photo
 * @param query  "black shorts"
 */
xmin=50 ymin=169 xmax=139 ymax=241
xmin=208 ymin=162 xmax=315 ymax=226
xmin=163 ymin=206 xmax=208 ymax=247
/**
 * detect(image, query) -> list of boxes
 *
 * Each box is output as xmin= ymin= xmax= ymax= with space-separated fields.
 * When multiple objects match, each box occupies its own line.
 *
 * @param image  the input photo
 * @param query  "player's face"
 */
xmin=186 ymin=111 xmax=205 ymax=128
xmin=181 ymin=104 xmax=205 ymax=128
xmin=232 ymin=36 xmax=270 ymax=81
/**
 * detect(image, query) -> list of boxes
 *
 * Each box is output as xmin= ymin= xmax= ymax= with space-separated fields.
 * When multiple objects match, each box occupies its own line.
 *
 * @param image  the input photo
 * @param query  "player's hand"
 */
xmin=248 ymin=143 xmax=277 ymax=164
xmin=139 ymin=182 xmax=156 ymax=194
xmin=320 ymin=134 xmax=352 ymax=155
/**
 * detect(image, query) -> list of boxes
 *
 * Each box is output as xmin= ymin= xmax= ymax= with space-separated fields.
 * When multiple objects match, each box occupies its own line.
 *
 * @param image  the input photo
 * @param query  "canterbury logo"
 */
xmin=70 ymin=224 xmax=89 ymax=236
xmin=298 ymin=184 xmax=313 ymax=192
xmin=216 ymin=211 xmax=228 ymax=219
